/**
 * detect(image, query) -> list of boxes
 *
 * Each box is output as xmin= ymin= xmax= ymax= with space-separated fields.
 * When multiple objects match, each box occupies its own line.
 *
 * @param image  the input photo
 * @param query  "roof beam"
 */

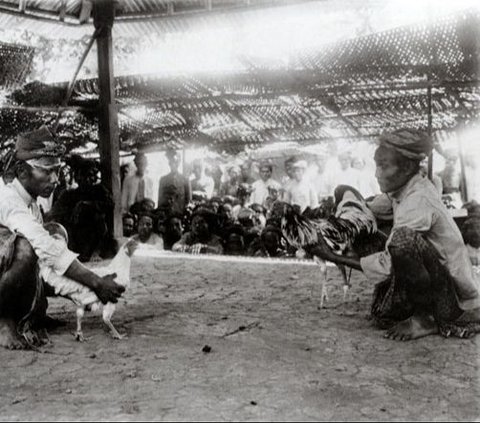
xmin=0 ymin=1 xmax=82 ymax=26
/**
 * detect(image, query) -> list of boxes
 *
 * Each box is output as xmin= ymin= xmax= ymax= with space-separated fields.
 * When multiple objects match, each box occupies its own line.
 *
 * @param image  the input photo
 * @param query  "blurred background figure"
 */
xmin=284 ymin=159 xmax=318 ymax=212
xmin=334 ymin=149 xmax=361 ymax=193
xmin=158 ymin=149 xmax=191 ymax=215
xmin=437 ymin=149 xmax=462 ymax=208
xmin=121 ymin=152 xmax=154 ymax=213
xmin=420 ymin=159 xmax=443 ymax=196
xmin=351 ymin=155 xmax=380 ymax=198
xmin=312 ymin=153 xmax=333 ymax=201
xmin=220 ymin=165 xmax=241 ymax=197
xmin=464 ymin=154 xmax=480 ymax=203
xmin=190 ymin=158 xmax=214 ymax=199
xmin=250 ymin=162 xmax=279 ymax=207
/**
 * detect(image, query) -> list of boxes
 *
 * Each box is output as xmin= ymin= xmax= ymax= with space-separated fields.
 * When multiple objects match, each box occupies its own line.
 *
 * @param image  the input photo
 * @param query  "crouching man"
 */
xmin=310 ymin=128 xmax=480 ymax=340
xmin=0 ymin=126 xmax=125 ymax=349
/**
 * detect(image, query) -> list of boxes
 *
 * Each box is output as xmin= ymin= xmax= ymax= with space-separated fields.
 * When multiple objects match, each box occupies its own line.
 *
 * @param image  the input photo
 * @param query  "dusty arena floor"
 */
xmin=1 ymin=254 xmax=479 ymax=421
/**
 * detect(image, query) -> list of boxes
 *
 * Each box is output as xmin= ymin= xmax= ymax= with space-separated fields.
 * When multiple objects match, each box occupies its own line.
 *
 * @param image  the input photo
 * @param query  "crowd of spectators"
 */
xmin=9 ymin=144 xmax=477 ymax=262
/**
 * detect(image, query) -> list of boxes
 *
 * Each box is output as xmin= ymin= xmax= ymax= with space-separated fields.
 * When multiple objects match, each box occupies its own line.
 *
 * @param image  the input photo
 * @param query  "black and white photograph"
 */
xmin=0 ymin=0 xmax=479 ymax=421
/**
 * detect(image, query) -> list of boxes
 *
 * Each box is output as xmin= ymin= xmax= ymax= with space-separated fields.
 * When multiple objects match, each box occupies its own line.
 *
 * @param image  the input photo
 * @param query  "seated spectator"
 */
xmin=132 ymin=213 xmax=164 ymax=249
xmin=250 ymin=226 xmax=286 ymax=258
xmin=163 ymin=213 xmax=184 ymax=250
xmin=47 ymin=155 xmax=116 ymax=261
xmin=232 ymin=183 xmax=253 ymax=221
xmin=122 ymin=213 xmax=136 ymax=237
xmin=223 ymin=224 xmax=246 ymax=256
xmin=172 ymin=208 xmax=224 ymax=255
xmin=250 ymin=203 xmax=267 ymax=228
xmin=264 ymin=182 xmax=282 ymax=217
xmin=129 ymin=198 xmax=156 ymax=216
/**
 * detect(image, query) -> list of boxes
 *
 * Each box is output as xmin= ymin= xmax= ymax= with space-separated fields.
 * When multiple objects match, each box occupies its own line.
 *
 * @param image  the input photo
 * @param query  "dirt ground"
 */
xmin=1 ymin=253 xmax=479 ymax=421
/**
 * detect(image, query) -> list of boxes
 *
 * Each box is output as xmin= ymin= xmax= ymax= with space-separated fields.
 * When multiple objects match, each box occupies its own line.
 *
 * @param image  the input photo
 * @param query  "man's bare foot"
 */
xmin=0 ymin=318 xmax=27 ymax=350
xmin=385 ymin=314 xmax=438 ymax=341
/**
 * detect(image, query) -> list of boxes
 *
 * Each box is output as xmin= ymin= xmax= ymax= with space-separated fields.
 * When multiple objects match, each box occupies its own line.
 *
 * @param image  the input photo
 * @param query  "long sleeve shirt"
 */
xmin=121 ymin=174 xmax=154 ymax=212
xmin=0 ymin=178 xmax=77 ymax=275
xmin=360 ymin=173 xmax=480 ymax=311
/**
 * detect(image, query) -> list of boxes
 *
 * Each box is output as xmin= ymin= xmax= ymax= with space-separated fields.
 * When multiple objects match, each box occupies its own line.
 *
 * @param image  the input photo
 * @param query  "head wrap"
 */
xmin=378 ymin=128 xmax=433 ymax=161
xmin=15 ymin=125 xmax=65 ymax=169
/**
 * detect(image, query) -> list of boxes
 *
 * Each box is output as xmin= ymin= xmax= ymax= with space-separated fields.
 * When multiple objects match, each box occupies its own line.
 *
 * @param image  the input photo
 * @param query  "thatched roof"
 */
xmin=1 ymin=10 xmax=479 ymax=155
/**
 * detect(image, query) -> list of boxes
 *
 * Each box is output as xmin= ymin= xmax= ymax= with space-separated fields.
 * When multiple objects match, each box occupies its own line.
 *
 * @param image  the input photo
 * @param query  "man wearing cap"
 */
xmin=283 ymin=159 xmax=319 ymax=212
xmin=158 ymin=149 xmax=191 ymax=215
xmin=121 ymin=152 xmax=154 ymax=213
xmin=308 ymin=128 xmax=480 ymax=341
xmin=0 ymin=126 xmax=125 ymax=349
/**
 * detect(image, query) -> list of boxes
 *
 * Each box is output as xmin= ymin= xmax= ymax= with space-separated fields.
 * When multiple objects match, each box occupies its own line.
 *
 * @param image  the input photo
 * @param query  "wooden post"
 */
xmin=93 ymin=0 xmax=122 ymax=238
xmin=427 ymin=82 xmax=433 ymax=180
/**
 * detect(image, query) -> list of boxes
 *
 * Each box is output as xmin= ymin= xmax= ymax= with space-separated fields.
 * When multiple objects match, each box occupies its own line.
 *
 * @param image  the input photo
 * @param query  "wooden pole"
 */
xmin=427 ymin=82 xmax=433 ymax=180
xmin=93 ymin=0 xmax=122 ymax=238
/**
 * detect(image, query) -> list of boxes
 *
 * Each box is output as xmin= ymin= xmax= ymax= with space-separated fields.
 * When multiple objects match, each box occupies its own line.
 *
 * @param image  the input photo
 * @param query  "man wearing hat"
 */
xmin=309 ymin=128 xmax=480 ymax=341
xmin=0 ymin=126 xmax=125 ymax=349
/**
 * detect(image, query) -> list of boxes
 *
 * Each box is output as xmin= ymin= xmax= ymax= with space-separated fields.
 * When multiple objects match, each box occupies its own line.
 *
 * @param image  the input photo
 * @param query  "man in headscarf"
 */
xmin=308 ymin=128 xmax=480 ymax=341
xmin=0 ymin=126 xmax=125 ymax=349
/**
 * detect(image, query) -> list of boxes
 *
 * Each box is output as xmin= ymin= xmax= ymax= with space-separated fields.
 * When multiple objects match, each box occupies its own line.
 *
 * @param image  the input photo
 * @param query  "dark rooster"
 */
xmin=275 ymin=186 xmax=387 ymax=306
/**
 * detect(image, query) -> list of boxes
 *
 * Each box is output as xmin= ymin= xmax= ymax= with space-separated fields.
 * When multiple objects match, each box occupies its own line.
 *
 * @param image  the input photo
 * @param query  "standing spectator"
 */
xmin=334 ymin=150 xmax=361 ymax=193
xmin=250 ymin=162 xmax=280 ymax=207
xmin=240 ymin=161 xmax=255 ymax=184
xmin=121 ymin=152 xmax=154 ymax=213
xmin=158 ymin=149 xmax=191 ymax=215
xmin=219 ymin=165 xmax=241 ymax=197
xmin=312 ymin=153 xmax=333 ymax=201
xmin=280 ymin=156 xmax=296 ymax=201
xmin=190 ymin=159 xmax=214 ymax=199
xmin=352 ymin=156 xmax=380 ymax=198
xmin=284 ymin=160 xmax=319 ymax=212
xmin=437 ymin=150 xmax=462 ymax=208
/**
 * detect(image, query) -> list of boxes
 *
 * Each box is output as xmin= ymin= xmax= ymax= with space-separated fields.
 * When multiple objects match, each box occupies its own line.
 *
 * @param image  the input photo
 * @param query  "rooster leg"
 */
xmin=313 ymin=256 xmax=328 ymax=308
xmin=102 ymin=304 xmax=127 ymax=340
xmin=338 ymin=265 xmax=351 ymax=302
xmin=75 ymin=307 xmax=87 ymax=342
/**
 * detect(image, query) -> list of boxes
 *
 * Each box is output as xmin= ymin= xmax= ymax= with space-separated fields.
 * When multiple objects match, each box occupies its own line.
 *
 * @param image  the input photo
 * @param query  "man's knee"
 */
xmin=388 ymin=227 xmax=419 ymax=257
xmin=14 ymin=237 xmax=37 ymax=266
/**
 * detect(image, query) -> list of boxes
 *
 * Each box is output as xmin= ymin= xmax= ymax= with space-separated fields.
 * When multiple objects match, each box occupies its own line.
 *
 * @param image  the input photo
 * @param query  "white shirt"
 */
xmin=0 ymin=178 xmax=77 ymax=275
xmin=190 ymin=173 xmax=215 ymax=199
xmin=121 ymin=173 xmax=154 ymax=212
xmin=361 ymin=173 xmax=480 ymax=311
xmin=250 ymin=178 xmax=279 ymax=206
xmin=285 ymin=179 xmax=319 ymax=212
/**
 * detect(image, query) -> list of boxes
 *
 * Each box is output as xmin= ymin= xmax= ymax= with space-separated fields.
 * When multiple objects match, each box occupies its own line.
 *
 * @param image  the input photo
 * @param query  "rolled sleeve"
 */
xmin=4 ymin=201 xmax=77 ymax=275
xmin=360 ymin=251 xmax=392 ymax=284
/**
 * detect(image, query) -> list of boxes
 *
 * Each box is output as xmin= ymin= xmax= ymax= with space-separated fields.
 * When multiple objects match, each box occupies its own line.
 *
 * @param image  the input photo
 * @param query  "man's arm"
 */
xmin=305 ymin=232 xmax=362 ymax=271
xmin=64 ymin=259 xmax=124 ymax=304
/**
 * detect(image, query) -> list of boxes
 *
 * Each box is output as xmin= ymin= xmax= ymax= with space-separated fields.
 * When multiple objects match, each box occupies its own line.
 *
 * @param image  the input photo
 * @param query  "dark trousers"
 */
xmin=371 ymin=227 xmax=463 ymax=328
xmin=0 ymin=228 xmax=46 ymax=332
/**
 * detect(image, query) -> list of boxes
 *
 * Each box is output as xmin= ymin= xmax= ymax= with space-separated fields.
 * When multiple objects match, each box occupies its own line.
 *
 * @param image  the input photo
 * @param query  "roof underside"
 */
xmin=0 ymin=9 xmax=479 ymax=156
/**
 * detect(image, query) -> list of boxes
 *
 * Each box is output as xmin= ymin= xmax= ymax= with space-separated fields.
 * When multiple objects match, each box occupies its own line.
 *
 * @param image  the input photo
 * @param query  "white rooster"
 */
xmin=41 ymin=222 xmax=138 ymax=341
xmin=274 ymin=186 xmax=387 ymax=306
